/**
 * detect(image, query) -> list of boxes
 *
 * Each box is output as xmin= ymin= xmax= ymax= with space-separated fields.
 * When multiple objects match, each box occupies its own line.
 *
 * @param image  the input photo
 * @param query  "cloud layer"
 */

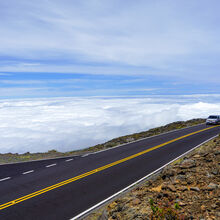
xmin=0 ymin=96 xmax=220 ymax=153
xmin=1 ymin=0 xmax=220 ymax=82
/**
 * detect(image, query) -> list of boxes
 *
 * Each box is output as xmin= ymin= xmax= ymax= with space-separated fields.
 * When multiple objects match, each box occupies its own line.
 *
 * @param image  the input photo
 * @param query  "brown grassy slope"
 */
xmin=0 ymin=118 xmax=205 ymax=164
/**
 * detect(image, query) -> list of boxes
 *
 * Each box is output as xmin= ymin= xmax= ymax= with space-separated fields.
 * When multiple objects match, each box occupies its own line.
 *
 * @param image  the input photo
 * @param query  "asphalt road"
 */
xmin=0 ymin=123 xmax=219 ymax=220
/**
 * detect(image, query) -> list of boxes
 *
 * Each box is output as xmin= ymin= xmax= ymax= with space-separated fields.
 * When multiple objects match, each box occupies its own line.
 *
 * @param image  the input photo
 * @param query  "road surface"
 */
xmin=0 ymin=123 xmax=219 ymax=220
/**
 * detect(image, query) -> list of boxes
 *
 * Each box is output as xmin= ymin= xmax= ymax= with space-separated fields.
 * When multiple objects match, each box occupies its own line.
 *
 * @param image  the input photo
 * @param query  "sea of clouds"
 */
xmin=0 ymin=95 xmax=220 ymax=153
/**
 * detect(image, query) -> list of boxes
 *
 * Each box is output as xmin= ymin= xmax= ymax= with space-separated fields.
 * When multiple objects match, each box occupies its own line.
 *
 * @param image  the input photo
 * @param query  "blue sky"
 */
xmin=1 ymin=0 xmax=220 ymax=98
xmin=1 ymin=0 xmax=220 ymax=153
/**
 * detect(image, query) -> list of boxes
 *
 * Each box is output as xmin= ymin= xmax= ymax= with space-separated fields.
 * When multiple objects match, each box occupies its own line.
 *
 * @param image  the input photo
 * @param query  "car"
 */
xmin=206 ymin=115 xmax=220 ymax=125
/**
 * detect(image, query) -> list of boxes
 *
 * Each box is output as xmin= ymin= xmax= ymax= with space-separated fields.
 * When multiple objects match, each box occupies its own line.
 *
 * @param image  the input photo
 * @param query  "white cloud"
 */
xmin=0 ymin=73 xmax=12 ymax=76
xmin=0 ymin=96 xmax=219 ymax=153
xmin=1 ymin=1 xmax=220 ymax=81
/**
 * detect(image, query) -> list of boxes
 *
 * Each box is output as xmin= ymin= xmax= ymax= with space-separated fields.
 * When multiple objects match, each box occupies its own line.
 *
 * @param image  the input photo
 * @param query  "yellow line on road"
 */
xmin=0 ymin=125 xmax=219 ymax=210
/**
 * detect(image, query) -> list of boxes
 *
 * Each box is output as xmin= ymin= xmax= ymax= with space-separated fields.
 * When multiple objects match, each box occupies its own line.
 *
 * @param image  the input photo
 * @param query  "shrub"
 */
xmin=149 ymin=198 xmax=184 ymax=219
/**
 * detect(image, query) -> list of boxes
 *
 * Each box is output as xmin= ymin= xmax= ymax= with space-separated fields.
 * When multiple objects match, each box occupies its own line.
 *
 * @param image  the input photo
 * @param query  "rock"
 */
xmin=125 ymin=208 xmax=136 ymax=218
xmin=182 ymin=181 xmax=188 ymax=185
xmin=175 ymin=174 xmax=186 ymax=181
xmin=132 ymin=198 xmax=141 ymax=206
xmin=201 ymin=205 xmax=206 ymax=211
xmin=175 ymin=198 xmax=181 ymax=203
xmin=151 ymin=184 xmax=162 ymax=192
xmin=204 ymin=154 xmax=213 ymax=162
xmin=121 ymin=204 xmax=129 ymax=212
xmin=126 ymin=137 xmax=135 ymax=142
xmin=115 ymin=204 xmax=123 ymax=212
xmin=177 ymin=186 xmax=188 ymax=192
xmin=180 ymin=159 xmax=196 ymax=169
xmin=211 ymin=168 xmax=219 ymax=175
xmin=186 ymin=176 xmax=194 ymax=184
xmin=161 ymin=168 xmax=175 ymax=179
xmin=108 ymin=202 xmax=117 ymax=210
xmin=111 ymin=213 xmax=117 ymax=219
xmin=98 ymin=210 xmax=108 ymax=220
xmin=161 ymin=183 xmax=176 ymax=192
xmin=131 ymin=214 xmax=141 ymax=219
xmin=161 ymin=191 xmax=169 ymax=198
xmin=166 ymin=184 xmax=176 ymax=192
xmin=179 ymin=201 xmax=187 ymax=206
xmin=177 ymin=170 xmax=186 ymax=175
xmin=214 ymin=150 xmax=220 ymax=155
xmin=161 ymin=183 xmax=167 ymax=189
xmin=193 ymin=154 xmax=201 ymax=158
xmin=211 ymin=204 xmax=217 ymax=209
xmin=190 ymin=187 xmax=200 ymax=192
xmin=206 ymin=171 xmax=213 ymax=178
xmin=157 ymin=193 xmax=163 ymax=199
xmin=207 ymin=183 xmax=218 ymax=190
xmin=173 ymin=179 xmax=180 ymax=184
xmin=143 ymin=206 xmax=152 ymax=214
xmin=201 ymin=152 xmax=209 ymax=157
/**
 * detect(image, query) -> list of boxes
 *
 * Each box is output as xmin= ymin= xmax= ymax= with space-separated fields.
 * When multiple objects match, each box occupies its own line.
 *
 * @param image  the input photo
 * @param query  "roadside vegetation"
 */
xmin=0 ymin=118 xmax=205 ymax=164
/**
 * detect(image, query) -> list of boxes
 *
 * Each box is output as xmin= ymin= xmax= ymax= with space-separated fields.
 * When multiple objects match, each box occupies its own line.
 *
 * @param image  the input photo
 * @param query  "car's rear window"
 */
xmin=208 ymin=115 xmax=218 ymax=119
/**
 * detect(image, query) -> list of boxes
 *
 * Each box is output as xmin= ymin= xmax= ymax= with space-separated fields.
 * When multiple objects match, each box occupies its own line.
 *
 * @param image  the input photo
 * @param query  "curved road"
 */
xmin=0 ymin=123 xmax=219 ymax=220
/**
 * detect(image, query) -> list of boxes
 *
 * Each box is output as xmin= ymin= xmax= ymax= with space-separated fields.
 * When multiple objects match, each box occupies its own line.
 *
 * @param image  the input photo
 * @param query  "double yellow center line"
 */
xmin=0 ymin=125 xmax=219 ymax=210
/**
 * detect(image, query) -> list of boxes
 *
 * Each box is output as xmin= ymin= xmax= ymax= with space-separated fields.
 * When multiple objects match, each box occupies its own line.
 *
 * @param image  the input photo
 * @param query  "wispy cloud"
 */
xmin=0 ymin=0 xmax=220 ymax=82
xmin=0 ymin=73 xmax=12 ymax=76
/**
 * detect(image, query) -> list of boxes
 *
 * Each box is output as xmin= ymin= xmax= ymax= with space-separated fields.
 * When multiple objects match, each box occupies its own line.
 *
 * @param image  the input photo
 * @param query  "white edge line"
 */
xmin=0 ymin=155 xmax=78 ymax=166
xmin=71 ymin=134 xmax=218 ymax=220
xmin=46 ymin=163 xmax=56 ymax=168
xmin=65 ymin=158 xmax=73 ymax=162
xmin=0 ymin=122 xmax=205 ymax=166
xmin=22 ymin=170 xmax=34 ymax=175
xmin=0 ymin=177 xmax=11 ymax=182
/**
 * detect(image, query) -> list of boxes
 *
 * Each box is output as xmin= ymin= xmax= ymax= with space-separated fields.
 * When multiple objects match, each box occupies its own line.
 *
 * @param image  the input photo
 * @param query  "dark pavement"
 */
xmin=0 ymin=123 xmax=219 ymax=220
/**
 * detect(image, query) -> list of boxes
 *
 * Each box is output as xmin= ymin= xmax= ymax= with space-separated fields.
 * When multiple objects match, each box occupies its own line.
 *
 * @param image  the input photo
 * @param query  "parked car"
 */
xmin=206 ymin=115 xmax=220 ymax=125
